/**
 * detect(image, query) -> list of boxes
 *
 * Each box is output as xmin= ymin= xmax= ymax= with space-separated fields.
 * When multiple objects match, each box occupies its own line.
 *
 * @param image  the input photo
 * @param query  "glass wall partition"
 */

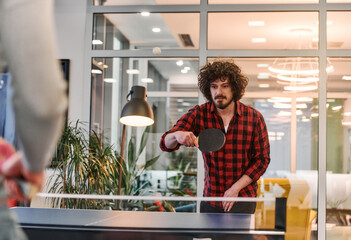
xmin=90 ymin=55 xmax=200 ymax=211
xmin=80 ymin=1 xmax=351 ymax=240
xmin=92 ymin=13 xmax=200 ymax=50
xmin=206 ymin=57 xmax=319 ymax=239
xmin=326 ymin=57 xmax=351 ymax=239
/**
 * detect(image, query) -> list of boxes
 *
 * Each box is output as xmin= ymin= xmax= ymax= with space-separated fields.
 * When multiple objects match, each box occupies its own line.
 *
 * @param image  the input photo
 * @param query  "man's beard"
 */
xmin=213 ymin=96 xmax=235 ymax=109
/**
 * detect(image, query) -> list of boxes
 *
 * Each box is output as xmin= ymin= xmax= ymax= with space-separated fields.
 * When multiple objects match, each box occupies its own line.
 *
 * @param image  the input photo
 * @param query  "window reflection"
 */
xmin=208 ymin=12 xmax=318 ymax=50
xmin=328 ymin=12 xmax=351 ymax=49
xmin=93 ymin=13 xmax=200 ymax=50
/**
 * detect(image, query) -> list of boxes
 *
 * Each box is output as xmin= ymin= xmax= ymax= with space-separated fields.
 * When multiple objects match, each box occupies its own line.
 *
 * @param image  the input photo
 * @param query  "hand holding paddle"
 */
xmin=197 ymin=128 xmax=226 ymax=153
xmin=165 ymin=129 xmax=225 ymax=153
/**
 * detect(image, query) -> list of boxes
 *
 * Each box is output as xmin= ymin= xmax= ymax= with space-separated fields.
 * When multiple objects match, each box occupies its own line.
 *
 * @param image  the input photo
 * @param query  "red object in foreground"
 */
xmin=7 ymin=198 xmax=17 ymax=208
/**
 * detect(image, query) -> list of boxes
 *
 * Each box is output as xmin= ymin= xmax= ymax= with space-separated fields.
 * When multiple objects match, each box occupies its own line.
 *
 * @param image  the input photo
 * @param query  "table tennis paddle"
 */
xmin=197 ymin=128 xmax=226 ymax=152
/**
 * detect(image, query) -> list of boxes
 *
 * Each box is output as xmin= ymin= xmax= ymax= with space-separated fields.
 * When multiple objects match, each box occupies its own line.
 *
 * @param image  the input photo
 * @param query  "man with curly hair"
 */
xmin=160 ymin=60 xmax=270 ymax=213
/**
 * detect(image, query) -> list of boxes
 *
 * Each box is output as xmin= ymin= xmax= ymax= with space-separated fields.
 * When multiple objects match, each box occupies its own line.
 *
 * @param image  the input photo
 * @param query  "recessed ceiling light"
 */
xmin=104 ymin=78 xmax=117 ymax=83
xmin=181 ymin=69 xmax=188 ymax=74
xmin=141 ymin=78 xmax=154 ymax=83
xmin=342 ymin=76 xmax=351 ymax=80
xmin=92 ymin=40 xmax=103 ymax=45
xmin=251 ymin=38 xmax=266 ymax=43
xmin=311 ymin=113 xmax=319 ymax=117
xmin=257 ymin=64 xmax=269 ymax=68
xmin=331 ymin=105 xmax=342 ymax=111
xmin=91 ymin=69 xmax=102 ymax=74
xmin=248 ymin=21 xmax=264 ymax=26
xmin=177 ymin=99 xmax=184 ymax=103
xmin=176 ymin=60 xmax=184 ymax=66
xmin=184 ymin=67 xmax=190 ymax=71
xmin=182 ymin=102 xmax=191 ymax=106
xmin=126 ymin=69 xmax=140 ymax=74
xmin=258 ymin=84 xmax=269 ymax=88
xmin=257 ymin=73 xmax=270 ymax=79
xmin=141 ymin=12 xmax=150 ymax=17
xmin=152 ymin=27 xmax=161 ymax=33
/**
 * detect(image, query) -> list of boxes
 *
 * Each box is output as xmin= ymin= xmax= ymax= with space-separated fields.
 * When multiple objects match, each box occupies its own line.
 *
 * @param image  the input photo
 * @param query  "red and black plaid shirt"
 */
xmin=160 ymin=101 xmax=270 ymax=209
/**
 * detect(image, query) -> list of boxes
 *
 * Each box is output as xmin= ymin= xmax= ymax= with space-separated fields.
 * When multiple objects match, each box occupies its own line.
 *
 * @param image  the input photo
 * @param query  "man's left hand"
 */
xmin=222 ymin=186 xmax=240 ymax=212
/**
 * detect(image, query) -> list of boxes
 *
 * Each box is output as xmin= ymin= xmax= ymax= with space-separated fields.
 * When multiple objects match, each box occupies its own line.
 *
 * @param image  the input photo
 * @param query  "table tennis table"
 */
xmin=13 ymin=201 xmax=286 ymax=240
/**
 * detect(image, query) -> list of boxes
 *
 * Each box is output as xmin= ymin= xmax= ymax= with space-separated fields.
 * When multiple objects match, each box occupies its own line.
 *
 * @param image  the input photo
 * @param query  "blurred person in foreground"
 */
xmin=0 ymin=0 xmax=67 ymax=239
xmin=160 ymin=60 xmax=270 ymax=214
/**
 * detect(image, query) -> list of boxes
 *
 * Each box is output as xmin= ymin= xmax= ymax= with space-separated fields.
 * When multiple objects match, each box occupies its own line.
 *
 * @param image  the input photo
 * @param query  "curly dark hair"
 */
xmin=198 ymin=60 xmax=248 ymax=102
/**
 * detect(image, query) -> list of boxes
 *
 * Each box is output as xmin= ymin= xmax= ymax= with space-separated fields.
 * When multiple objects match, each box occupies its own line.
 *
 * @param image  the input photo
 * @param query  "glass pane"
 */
xmin=89 ymin=57 xmax=199 ymax=211
xmin=94 ymin=0 xmax=200 ymax=6
xmin=93 ymin=13 xmax=200 ymax=50
xmin=207 ymin=57 xmax=318 ymax=239
xmin=209 ymin=0 xmax=318 ymax=3
xmin=326 ymin=58 xmax=351 ymax=239
xmin=208 ymin=12 xmax=318 ymax=50
xmin=327 ymin=12 xmax=351 ymax=49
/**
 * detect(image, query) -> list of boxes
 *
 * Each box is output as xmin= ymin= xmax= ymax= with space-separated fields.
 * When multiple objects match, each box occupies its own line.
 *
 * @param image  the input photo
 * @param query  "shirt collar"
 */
xmin=235 ymin=101 xmax=242 ymax=117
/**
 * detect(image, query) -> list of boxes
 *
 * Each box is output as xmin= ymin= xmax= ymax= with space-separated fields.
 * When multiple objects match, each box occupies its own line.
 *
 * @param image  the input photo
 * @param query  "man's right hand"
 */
xmin=164 ymin=131 xmax=199 ymax=149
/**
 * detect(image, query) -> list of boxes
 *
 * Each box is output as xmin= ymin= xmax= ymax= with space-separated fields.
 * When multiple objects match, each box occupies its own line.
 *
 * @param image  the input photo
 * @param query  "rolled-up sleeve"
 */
xmin=160 ymin=106 xmax=198 ymax=152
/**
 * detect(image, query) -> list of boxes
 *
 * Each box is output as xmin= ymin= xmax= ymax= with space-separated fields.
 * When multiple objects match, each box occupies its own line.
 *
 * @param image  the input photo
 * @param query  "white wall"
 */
xmin=54 ymin=0 xmax=87 ymax=122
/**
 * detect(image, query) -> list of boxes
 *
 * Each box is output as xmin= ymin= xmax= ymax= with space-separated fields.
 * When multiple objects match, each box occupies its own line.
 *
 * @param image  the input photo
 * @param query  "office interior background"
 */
xmin=3 ymin=0 xmax=351 ymax=239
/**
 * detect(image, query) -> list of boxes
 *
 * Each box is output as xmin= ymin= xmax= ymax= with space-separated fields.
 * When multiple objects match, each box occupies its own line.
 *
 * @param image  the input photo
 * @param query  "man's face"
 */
xmin=210 ymin=78 xmax=234 ymax=110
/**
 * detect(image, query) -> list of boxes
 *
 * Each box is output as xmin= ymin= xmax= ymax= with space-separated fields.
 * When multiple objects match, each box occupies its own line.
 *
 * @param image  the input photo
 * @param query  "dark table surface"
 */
xmin=13 ymin=207 xmax=285 ymax=240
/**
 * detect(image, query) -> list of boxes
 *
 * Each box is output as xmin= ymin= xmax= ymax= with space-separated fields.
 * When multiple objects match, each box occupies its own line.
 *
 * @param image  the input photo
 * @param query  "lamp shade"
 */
xmin=120 ymin=86 xmax=154 ymax=127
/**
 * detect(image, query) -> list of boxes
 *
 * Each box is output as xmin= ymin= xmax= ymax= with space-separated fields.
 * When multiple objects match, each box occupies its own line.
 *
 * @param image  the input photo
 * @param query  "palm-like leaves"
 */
xmin=47 ymin=121 xmax=160 ymax=210
xmin=118 ymin=126 xmax=161 ymax=210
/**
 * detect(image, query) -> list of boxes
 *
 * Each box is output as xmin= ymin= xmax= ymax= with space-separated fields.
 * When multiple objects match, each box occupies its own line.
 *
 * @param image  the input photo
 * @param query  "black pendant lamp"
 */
xmin=120 ymin=85 xmax=154 ymax=127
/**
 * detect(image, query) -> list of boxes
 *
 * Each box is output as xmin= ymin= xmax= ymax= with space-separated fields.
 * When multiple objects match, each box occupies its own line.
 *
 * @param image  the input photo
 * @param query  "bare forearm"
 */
xmin=164 ymin=132 xmax=179 ymax=149
xmin=231 ymin=174 xmax=253 ymax=192
xmin=164 ymin=131 xmax=198 ymax=149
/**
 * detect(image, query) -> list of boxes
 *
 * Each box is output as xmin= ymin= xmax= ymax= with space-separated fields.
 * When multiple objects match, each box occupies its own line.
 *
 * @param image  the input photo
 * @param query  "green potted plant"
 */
xmin=47 ymin=121 xmax=160 ymax=210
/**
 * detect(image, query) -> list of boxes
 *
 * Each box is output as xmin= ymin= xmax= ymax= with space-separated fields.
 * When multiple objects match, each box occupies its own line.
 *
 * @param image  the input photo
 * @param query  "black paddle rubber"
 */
xmin=198 ymin=128 xmax=226 ymax=152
